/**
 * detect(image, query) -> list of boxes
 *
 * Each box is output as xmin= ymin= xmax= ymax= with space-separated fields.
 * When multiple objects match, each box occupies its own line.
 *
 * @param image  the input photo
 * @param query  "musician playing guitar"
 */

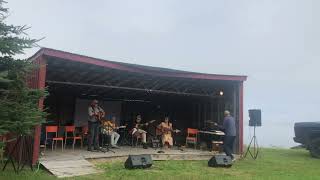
xmin=157 ymin=116 xmax=180 ymax=148
xmin=87 ymin=99 xmax=105 ymax=151
xmin=102 ymin=116 xmax=126 ymax=148
xmin=132 ymin=115 xmax=155 ymax=149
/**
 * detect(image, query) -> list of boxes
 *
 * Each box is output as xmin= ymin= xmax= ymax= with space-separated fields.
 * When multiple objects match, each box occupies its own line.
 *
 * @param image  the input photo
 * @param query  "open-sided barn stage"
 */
xmin=26 ymin=48 xmax=246 ymax=174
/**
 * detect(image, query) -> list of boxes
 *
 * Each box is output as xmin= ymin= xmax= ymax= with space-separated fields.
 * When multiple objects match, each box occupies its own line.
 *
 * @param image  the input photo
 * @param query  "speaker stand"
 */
xmin=244 ymin=125 xmax=259 ymax=159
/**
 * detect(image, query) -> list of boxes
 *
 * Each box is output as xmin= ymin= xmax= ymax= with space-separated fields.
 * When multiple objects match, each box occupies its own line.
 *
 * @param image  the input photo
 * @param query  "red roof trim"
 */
xmin=30 ymin=48 xmax=247 ymax=82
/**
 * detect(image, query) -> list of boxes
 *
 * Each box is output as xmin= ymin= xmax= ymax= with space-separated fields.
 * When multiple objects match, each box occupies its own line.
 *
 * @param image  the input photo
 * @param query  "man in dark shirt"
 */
xmin=215 ymin=110 xmax=236 ymax=160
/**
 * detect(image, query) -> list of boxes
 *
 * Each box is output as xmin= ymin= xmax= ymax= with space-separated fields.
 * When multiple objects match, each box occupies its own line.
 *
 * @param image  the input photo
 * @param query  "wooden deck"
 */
xmin=39 ymin=146 xmax=219 ymax=178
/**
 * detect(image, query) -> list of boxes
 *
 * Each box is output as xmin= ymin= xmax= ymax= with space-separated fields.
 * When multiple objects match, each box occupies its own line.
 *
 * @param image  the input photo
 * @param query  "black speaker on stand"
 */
xmin=244 ymin=109 xmax=261 ymax=160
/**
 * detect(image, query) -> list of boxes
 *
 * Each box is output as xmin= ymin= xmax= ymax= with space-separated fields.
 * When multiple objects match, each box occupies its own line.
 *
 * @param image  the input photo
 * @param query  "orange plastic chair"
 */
xmin=81 ymin=126 xmax=88 ymax=144
xmin=64 ymin=126 xmax=83 ymax=150
xmin=186 ymin=128 xmax=198 ymax=149
xmin=45 ymin=126 xmax=64 ymax=151
xmin=82 ymin=126 xmax=88 ymax=136
xmin=81 ymin=126 xmax=89 ymax=147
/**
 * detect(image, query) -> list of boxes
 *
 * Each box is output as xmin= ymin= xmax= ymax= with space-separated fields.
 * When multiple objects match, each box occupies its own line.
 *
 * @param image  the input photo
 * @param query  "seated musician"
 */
xmin=158 ymin=116 xmax=174 ymax=148
xmin=102 ymin=116 xmax=120 ymax=148
xmin=132 ymin=115 xmax=148 ymax=149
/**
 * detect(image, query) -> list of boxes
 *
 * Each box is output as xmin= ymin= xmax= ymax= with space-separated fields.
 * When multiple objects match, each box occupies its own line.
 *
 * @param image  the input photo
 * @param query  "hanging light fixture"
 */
xmin=219 ymin=90 xmax=224 ymax=96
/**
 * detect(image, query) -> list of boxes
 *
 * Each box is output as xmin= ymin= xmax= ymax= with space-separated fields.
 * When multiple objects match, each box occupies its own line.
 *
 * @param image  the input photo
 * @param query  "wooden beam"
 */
xmin=32 ymin=56 xmax=47 ymax=165
xmin=239 ymin=82 xmax=244 ymax=154
xmin=46 ymin=80 xmax=218 ymax=98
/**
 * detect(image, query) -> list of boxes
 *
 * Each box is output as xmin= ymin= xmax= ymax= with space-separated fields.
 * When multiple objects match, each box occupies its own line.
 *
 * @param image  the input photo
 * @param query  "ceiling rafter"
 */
xmin=46 ymin=80 xmax=216 ymax=98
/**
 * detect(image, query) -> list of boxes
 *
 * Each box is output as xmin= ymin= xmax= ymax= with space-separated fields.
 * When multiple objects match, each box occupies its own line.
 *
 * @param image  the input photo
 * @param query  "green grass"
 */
xmin=1 ymin=148 xmax=320 ymax=180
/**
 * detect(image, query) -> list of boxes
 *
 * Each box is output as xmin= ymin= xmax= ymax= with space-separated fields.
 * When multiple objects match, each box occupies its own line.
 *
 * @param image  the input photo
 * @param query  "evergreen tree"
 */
xmin=0 ymin=0 xmax=46 ymax=137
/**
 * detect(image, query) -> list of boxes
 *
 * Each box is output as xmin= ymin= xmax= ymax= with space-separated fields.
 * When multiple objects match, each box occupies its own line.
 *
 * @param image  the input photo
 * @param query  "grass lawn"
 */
xmin=1 ymin=148 xmax=320 ymax=180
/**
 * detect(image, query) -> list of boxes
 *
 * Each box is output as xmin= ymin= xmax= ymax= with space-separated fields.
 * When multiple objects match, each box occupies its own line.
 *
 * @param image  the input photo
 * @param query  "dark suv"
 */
xmin=294 ymin=122 xmax=320 ymax=158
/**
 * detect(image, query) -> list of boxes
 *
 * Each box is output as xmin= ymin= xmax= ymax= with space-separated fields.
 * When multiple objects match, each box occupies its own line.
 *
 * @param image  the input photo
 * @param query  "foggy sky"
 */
xmin=6 ymin=0 xmax=320 ymax=147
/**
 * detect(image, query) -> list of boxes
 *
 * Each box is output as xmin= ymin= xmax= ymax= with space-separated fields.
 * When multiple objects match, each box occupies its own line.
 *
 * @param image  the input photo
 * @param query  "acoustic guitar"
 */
xmin=156 ymin=126 xmax=181 ymax=136
xmin=94 ymin=111 xmax=105 ymax=122
xmin=102 ymin=121 xmax=127 ymax=134
xmin=131 ymin=120 xmax=156 ymax=135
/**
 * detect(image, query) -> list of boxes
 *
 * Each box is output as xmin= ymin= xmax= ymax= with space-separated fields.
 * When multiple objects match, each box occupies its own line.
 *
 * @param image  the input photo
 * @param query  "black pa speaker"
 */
xmin=249 ymin=109 xmax=261 ymax=127
xmin=124 ymin=154 xmax=153 ymax=169
xmin=208 ymin=155 xmax=232 ymax=168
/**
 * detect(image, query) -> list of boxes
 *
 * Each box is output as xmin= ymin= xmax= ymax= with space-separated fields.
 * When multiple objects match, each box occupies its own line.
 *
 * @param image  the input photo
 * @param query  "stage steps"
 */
xmin=40 ymin=153 xmax=101 ymax=178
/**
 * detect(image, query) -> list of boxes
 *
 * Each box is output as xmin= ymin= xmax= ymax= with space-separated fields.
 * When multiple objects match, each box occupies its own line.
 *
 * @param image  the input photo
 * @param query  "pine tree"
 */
xmin=0 ymin=1 xmax=47 ymax=171
xmin=0 ymin=1 xmax=47 ymax=169
xmin=0 ymin=0 xmax=37 ymax=91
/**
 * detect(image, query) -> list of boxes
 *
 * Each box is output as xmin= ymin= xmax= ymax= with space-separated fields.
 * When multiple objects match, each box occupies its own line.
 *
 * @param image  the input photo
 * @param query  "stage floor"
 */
xmin=40 ymin=146 xmax=217 ymax=162
xmin=39 ymin=146 xmax=219 ymax=178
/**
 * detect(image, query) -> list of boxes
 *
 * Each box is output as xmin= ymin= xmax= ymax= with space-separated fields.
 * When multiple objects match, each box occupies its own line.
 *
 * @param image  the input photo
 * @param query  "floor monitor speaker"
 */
xmin=124 ymin=154 xmax=153 ymax=169
xmin=208 ymin=155 xmax=232 ymax=168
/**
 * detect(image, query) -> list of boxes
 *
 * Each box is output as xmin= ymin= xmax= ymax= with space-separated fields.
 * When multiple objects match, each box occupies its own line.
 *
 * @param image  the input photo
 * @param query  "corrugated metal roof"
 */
xmin=29 ymin=47 xmax=247 ymax=82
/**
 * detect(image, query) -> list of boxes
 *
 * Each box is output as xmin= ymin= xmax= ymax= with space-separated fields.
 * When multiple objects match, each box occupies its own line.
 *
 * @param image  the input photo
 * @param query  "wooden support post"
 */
xmin=32 ymin=56 xmax=47 ymax=165
xmin=239 ymin=82 xmax=244 ymax=154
